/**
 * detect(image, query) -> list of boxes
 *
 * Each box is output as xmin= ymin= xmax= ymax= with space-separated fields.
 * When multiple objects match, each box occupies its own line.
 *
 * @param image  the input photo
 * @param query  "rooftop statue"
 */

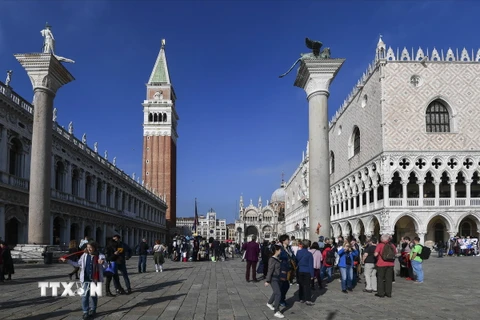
xmin=5 ymin=70 xmax=12 ymax=87
xmin=279 ymin=37 xmax=331 ymax=78
xmin=41 ymin=23 xmax=75 ymax=63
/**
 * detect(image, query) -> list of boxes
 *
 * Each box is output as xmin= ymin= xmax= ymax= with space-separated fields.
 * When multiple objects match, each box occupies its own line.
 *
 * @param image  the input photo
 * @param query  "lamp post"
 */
xmin=302 ymin=218 xmax=307 ymax=240
xmin=295 ymin=222 xmax=300 ymax=239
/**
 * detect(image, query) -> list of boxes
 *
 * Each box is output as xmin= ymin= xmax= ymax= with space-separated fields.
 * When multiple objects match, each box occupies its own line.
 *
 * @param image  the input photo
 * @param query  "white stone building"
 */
xmin=0 ymin=80 xmax=168 ymax=248
xmin=284 ymin=37 xmax=480 ymax=246
xmin=177 ymin=209 xmax=227 ymax=241
xmin=235 ymin=182 xmax=286 ymax=245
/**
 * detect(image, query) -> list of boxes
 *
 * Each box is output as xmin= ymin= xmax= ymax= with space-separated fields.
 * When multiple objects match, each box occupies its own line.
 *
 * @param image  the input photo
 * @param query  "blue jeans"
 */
xmin=117 ymin=263 xmax=131 ymax=290
xmin=81 ymin=282 xmax=97 ymax=313
xmin=437 ymin=248 xmax=444 ymax=257
xmin=411 ymin=260 xmax=424 ymax=282
xmin=339 ymin=266 xmax=353 ymax=291
xmin=138 ymin=255 xmax=147 ymax=272
xmin=321 ymin=266 xmax=332 ymax=282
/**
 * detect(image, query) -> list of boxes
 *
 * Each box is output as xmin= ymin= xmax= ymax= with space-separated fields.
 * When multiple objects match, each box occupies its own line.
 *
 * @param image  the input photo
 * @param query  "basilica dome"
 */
xmin=271 ymin=182 xmax=286 ymax=203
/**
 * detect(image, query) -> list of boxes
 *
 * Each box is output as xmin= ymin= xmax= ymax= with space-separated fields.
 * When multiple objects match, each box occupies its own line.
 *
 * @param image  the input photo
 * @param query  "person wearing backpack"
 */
xmin=410 ymin=237 xmax=424 ymax=283
xmin=321 ymin=240 xmax=334 ymax=283
xmin=373 ymin=234 xmax=397 ymax=298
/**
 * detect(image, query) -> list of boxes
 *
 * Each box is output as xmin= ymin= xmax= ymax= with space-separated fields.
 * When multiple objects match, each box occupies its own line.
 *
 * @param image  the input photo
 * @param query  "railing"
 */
xmin=0 ymin=171 xmax=29 ymax=190
xmin=423 ymin=199 xmax=435 ymax=206
xmin=439 ymin=198 xmax=450 ymax=206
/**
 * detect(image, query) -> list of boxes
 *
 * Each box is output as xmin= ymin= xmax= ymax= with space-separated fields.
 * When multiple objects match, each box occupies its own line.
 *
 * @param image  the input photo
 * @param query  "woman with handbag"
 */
xmin=104 ymin=239 xmax=125 ymax=296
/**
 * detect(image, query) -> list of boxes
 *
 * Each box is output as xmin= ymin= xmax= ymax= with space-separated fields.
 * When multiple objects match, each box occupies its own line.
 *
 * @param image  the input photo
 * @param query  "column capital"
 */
xmin=294 ymin=58 xmax=346 ymax=99
xmin=14 ymin=53 xmax=74 ymax=95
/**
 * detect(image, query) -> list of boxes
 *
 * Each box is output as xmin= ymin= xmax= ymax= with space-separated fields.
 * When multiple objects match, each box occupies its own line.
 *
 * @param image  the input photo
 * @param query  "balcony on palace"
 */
xmin=331 ymin=197 xmax=480 ymax=221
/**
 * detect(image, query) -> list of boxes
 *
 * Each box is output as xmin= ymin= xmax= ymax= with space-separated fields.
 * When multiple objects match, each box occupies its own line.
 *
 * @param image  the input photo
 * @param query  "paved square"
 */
xmin=0 ymin=256 xmax=478 ymax=319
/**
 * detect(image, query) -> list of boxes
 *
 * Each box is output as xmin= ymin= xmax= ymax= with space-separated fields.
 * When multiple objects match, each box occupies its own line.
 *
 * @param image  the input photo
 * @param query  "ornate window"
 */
xmin=55 ymin=161 xmax=65 ymax=191
xmin=353 ymin=127 xmax=360 ymax=155
xmin=8 ymin=138 xmax=23 ymax=177
xmin=426 ymin=100 xmax=450 ymax=132
xmin=330 ymin=151 xmax=335 ymax=174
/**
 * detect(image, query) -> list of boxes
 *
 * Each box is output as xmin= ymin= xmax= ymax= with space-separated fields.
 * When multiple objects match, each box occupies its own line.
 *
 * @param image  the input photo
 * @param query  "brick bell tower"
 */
xmin=142 ymin=39 xmax=178 ymax=227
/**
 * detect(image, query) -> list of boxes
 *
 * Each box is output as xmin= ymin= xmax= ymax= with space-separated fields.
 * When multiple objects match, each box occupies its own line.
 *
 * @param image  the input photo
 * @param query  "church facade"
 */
xmin=284 ymin=37 xmax=480 ymax=245
xmin=235 ymin=182 xmax=286 ymax=245
xmin=0 ymin=49 xmax=169 ymax=249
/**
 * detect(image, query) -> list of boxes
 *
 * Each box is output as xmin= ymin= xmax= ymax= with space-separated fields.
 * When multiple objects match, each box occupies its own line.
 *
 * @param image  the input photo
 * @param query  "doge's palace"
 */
xmin=285 ymin=37 xmax=480 ymax=246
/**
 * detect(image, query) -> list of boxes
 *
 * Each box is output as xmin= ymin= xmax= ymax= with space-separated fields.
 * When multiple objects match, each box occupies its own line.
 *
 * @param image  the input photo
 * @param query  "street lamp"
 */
xmin=295 ymin=222 xmax=300 ymax=239
xmin=302 ymin=218 xmax=307 ymax=240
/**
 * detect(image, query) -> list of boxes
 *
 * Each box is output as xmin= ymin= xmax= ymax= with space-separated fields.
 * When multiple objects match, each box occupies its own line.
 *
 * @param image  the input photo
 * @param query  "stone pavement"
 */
xmin=0 ymin=255 xmax=479 ymax=320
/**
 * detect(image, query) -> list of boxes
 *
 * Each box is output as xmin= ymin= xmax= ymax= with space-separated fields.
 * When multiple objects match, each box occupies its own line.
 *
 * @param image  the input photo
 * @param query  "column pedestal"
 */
xmin=294 ymin=57 xmax=345 ymax=241
xmin=14 ymin=53 xmax=74 ymax=245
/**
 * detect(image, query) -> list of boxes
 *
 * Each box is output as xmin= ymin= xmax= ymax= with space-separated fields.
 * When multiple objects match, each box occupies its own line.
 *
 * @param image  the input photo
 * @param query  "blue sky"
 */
xmin=0 ymin=0 xmax=473 ymax=223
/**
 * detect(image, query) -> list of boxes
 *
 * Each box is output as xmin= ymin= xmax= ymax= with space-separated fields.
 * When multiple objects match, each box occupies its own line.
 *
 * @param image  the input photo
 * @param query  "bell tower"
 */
xmin=142 ymin=39 xmax=179 ymax=227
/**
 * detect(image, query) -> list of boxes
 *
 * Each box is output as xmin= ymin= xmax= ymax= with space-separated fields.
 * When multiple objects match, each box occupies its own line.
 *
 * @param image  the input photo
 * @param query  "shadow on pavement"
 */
xmin=0 ymin=296 xmax=62 ymax=309
xmin=10 ymin=309 xmax=73 ymax=320
xmin=134 ymin=279 xmax=184 ymax=293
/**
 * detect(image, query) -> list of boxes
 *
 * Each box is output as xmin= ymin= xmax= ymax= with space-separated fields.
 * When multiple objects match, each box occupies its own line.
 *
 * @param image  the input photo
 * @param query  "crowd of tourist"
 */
xmin=241 ymin=233 xmax=432 ymax=318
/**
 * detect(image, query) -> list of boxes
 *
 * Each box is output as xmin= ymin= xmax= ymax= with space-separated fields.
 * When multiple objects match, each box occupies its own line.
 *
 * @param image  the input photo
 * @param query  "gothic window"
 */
xmin=148 ymin=113 xmax=153 ymax=122
xmin=8 ymin=138 xmax=23 ymax=177
xmin=426 ymin=100 xmax=450 ymax=132
xmin=55 ymin=161 xmax=65 ymax=191
xmin=353 ymin=128 xmax=360 ymax=155
xmin=163 ymin=113 xmax=167 ymax=122
xmin=330 ymin=151 xmax=335 ymax=174
xmin=153 ymin=113 xmax=158 ymax=122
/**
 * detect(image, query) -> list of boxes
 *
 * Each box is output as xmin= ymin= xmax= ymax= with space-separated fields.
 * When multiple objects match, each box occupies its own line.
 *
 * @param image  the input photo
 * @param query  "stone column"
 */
xmin=450 ymin=182 xmax=456 ymax=206
xmin=418 ymin=182 xmax=424 ymax=207
xmin=0 ymin=126 xmax=8 ymax=172
xmin=434 ymin=181 xmax=440 ymax=206
xmin=373 ymin=186 xmax=378 ymax=209
xmin=417 ymin=232 xmax=426 ymax=245
xmin=66 ymin=217 xmax=71 ymax=242
xmin=465 ymin=179 xmax=472 ymax=206
xmin=401 ymin=180 xmax=408 ymax=206
xmin=294 ymin=57 xmax=345 ymax=240
xmin=15 ymin=53 xmax=74 ymax=245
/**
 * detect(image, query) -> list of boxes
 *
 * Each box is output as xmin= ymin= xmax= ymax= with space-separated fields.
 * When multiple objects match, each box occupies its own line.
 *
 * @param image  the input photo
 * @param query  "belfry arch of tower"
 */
xmin=142 ymin=39 xmax=179 ymax=228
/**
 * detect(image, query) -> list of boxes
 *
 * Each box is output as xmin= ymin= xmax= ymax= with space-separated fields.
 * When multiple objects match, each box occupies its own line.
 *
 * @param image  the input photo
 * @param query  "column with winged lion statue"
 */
xmin=280 ymin=38 xmax=345 ymax=240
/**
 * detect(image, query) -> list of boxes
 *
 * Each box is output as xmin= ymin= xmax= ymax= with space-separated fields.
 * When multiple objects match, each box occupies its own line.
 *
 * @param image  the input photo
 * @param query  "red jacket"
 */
xmin=322 ymin=246 xmax=333 ymax=267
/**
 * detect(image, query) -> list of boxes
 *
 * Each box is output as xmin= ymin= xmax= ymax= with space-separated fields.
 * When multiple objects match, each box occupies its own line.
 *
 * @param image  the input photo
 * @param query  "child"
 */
xmin=265 ymin=244 xmax=284 ymax=319
xmin=60 ymin=241 xmax=105 ymax=320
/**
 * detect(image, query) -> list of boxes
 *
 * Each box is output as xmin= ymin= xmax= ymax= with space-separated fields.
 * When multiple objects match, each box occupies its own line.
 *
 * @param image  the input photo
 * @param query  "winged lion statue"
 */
xmin=279 ymin=38 xmax=331 ymax=78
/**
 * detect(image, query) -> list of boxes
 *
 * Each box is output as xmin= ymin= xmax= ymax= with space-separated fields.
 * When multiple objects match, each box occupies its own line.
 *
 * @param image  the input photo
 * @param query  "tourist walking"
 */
xmin=137 ymin=238 xmax=149 ymax=273
xmin=278 ymin=234 xmax=295 ymax=307
xmin=243 ymin=235 xmax=260 ymax=282
xmin=265 ymin=244 xmax=284 ymax=319
xmin=153 ymin=240 xmax=166 ymax=272
xmin=60 ymin=241 xmax=106 ymax=320
xmin=112 ymin=234 xmax=132 ymax=294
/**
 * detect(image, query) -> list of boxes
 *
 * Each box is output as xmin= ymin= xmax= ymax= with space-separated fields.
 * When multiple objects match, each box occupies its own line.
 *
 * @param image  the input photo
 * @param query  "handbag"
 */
xmin=257 ymin=260 xmax=264 ymax=274
xmin=104 ymin=261 xmax=117 ymax=275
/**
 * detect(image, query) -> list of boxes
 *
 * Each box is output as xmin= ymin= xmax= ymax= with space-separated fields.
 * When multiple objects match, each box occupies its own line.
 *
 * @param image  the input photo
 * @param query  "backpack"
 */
xmin=417 ymin=245 xmax=431 ymax=260
xmin=325 ymin=249 xmax=336 ymax=266
xmin=381 ymin=243 xmax=396 ymax=262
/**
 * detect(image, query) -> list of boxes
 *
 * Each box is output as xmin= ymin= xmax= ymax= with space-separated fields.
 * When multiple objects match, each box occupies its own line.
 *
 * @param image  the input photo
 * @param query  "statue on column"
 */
xmin=52 ymin=108 xmax=58 ymax=122
xmin=104 ymin=150 xmax=108 ymax=160
xmin=68 ymin=121 xmax=74 ymax=134
xmin=5 ymin=70 xmax=12 ymax=87
xmin=113 ymin=157 xmax=116 ymax=166
xmin=94 ymin=142 xmax=98 ymax=153
xmin=81 ymin=133 xmax=87 ymax=144
xmin=41 ymin=23 xmax=75 ymax=63
xmin=279 ymin=38 xmax=331 ymax=78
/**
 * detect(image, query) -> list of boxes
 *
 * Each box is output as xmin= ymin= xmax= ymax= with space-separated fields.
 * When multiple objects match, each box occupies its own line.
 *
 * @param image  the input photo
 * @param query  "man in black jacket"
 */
xmin=113 ymin=234 xmax=132 ymax=294
xmin=138 ymin=238 xmax=149 ymax=273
